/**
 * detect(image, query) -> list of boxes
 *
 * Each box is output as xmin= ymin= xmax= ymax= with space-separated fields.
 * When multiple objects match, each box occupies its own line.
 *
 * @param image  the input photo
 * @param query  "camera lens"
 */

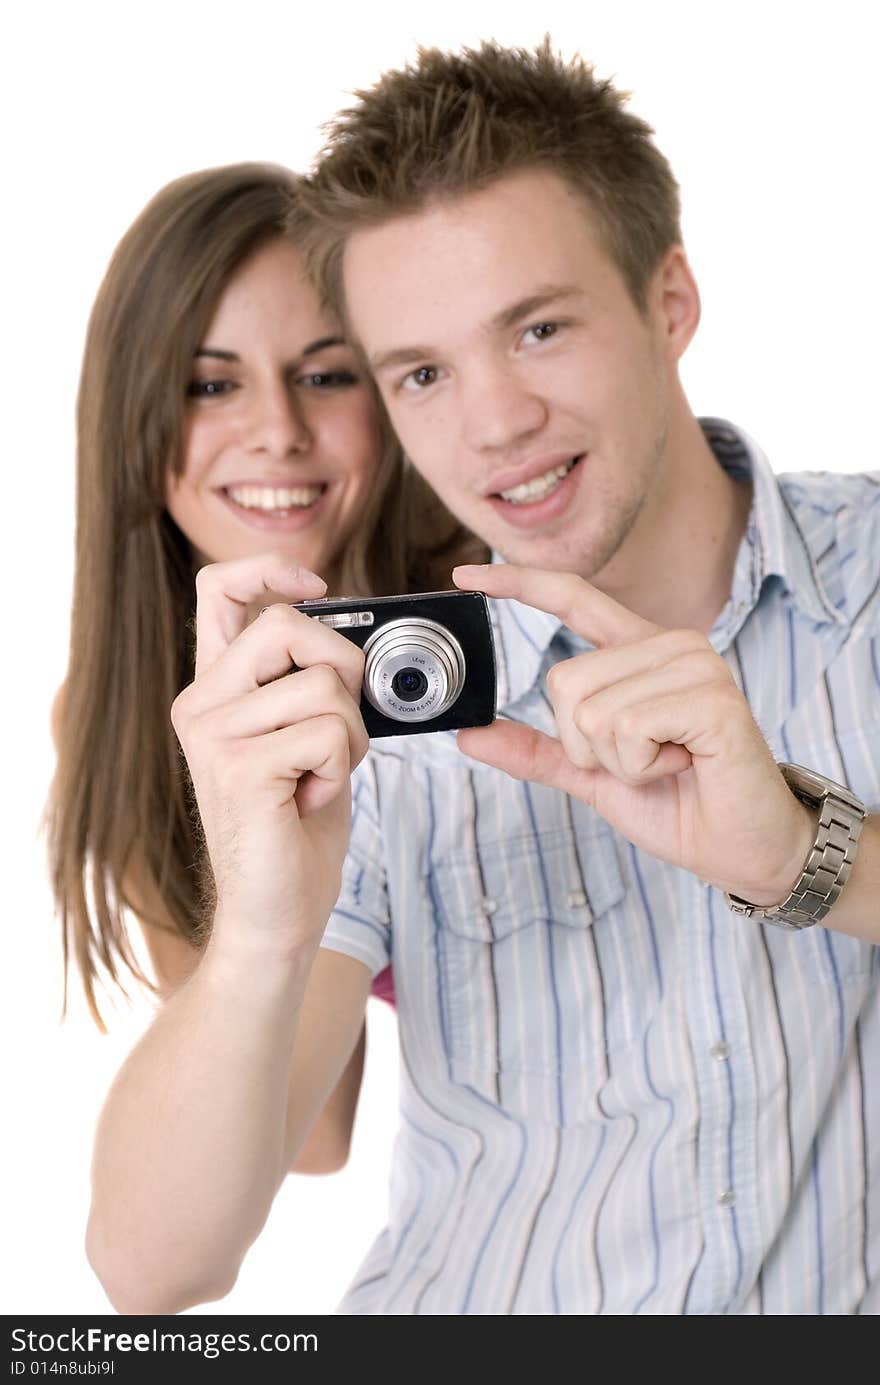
xmin=391 ymin=668 xmax=429 ymax=702
xmin=362 ymin=617 xmax=466 ymax=723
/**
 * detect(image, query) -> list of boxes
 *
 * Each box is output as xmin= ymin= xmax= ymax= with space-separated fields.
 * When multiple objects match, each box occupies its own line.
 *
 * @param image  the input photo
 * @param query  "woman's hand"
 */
xmin=171 ymin=553 xmax=369 ymax=957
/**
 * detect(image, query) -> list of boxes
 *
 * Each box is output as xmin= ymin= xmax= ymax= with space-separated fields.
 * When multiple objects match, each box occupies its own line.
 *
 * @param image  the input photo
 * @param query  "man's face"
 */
xmin=344 ymin=169 xmax=689 ymax=581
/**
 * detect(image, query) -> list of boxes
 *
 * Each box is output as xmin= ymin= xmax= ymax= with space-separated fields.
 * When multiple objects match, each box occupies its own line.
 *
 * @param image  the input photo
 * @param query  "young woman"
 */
xmin=47 ymin=162 xmax=486 ymax=1175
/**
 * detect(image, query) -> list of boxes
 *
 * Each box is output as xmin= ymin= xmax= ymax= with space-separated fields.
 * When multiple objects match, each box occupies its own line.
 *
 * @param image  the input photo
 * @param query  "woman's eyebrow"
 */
xmin=301 ymin=335 xmax=345 ymax=357
xmin=194 ymin=336 xmax=345 ymax=362
xmin=195 ymin=347 xmax=239 ymax=362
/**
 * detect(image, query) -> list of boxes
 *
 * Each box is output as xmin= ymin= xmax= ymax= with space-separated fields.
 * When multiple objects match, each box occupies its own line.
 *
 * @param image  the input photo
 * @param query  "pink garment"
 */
xmin=370 ymin=965 xmax=396 ymax=1008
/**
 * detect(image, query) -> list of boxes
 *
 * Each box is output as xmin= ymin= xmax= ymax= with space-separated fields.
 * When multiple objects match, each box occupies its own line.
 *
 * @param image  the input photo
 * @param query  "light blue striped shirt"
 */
xmin=322 ymin=419 xmax=880 ymax=1314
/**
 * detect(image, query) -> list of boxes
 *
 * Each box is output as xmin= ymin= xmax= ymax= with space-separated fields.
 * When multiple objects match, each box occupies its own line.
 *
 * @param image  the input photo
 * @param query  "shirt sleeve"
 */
xmin=320 ymin=753 xmax=391 ymax=979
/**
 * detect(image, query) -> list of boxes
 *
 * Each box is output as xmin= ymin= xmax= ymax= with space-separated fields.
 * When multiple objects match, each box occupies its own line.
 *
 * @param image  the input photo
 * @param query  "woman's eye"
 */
xmin=300 ymin=370 xmax=358 ymax=389
xmin=523 ymin=321 xmax=559 ymax=344
xmin=402 ymin=365 xmax=439 ymax=392
xmin=186 ymin=379 xmax=234 ymax=398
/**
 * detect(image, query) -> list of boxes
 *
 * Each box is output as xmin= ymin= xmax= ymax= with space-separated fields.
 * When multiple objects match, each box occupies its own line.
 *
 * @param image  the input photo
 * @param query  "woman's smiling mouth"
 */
xmin=218 ymin=482 xmax=332 ymax=531
xmin=223 ymin=482 xmax=327 ymax=512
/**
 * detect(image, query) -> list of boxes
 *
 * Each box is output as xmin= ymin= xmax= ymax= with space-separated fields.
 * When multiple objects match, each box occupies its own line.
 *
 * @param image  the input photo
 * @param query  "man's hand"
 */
xmin=453 ymin=563 xmax=815 ymax=906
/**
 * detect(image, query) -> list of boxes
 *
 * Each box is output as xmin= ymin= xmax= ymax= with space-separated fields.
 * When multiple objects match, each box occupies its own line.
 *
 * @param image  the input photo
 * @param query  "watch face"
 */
xmin=779 ymin=763 xmax=826 ymax=803
xmin=779 ymin=763 xmax=865 ymax=815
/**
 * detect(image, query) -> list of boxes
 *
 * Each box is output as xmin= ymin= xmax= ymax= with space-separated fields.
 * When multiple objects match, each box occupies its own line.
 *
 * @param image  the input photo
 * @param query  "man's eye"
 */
xmin=186 ymin=379 xmax=234 ymax=398
xmin=523 ymin=322 xmax=559 ymax=344
xmin=402 ymin=365 xmax=439 ymax=391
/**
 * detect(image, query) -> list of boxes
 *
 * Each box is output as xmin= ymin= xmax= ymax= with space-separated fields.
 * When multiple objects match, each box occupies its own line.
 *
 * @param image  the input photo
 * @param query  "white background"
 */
xmin=3 ymin=0 xmax=878 ymax=1316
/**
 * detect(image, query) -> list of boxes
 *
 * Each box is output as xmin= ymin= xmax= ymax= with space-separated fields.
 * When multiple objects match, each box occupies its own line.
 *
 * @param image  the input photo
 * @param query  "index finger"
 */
xmin=452 ymin=563 xmax=663 ymax=648
xmin=194 ymin=552 xmax=327 ymax=677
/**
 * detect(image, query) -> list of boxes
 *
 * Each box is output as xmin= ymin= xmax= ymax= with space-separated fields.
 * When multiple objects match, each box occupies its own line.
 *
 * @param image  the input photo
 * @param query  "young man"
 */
xmin=290 ymin=41 xmax=880 ymax=1312
xmin=86 ymin=43 xmax=878 ymax=1319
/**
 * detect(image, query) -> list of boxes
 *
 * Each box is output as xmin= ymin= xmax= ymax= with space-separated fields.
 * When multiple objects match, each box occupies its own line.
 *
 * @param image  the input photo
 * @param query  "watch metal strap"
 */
xmin=725 ymin=763 xmax=866 ymax=930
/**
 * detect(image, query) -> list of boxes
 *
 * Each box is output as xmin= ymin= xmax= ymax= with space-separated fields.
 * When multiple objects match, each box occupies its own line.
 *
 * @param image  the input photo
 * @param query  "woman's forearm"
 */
xmin=86 ymin=933 xmax=314 ymax=1315
xmin=86 ymin=556 xmax=373 ymax=1315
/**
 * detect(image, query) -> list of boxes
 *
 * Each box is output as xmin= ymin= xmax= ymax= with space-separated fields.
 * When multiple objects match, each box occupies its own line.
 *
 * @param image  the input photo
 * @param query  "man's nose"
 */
xmin=459 ymin=362 xmax=548 ymax=453
xmin=245 ymin=381 xmax=312 ymax=458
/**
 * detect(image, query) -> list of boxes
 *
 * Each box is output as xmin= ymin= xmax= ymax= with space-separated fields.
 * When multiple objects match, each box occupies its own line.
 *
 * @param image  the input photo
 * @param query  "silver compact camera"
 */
xmin=293 ymin=589 xmax=497 ymax=738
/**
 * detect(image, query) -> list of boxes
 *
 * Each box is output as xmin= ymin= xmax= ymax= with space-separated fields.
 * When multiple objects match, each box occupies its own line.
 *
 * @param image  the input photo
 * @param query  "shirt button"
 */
xmin=566 ymin=890 xmax=588 ymax=909
xmin=717 ymin=1189 xmax=736 ymax=1208
xmin=482 ymin=897 xmax=498 ymax=915
xmin=710 ymin=1042 xmax=731 ymax=1061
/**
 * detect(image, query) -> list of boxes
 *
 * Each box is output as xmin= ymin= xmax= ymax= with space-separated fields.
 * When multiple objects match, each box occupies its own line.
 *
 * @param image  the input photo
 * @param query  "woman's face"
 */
xmin=166 ymin=237 xmax=383 ymax=587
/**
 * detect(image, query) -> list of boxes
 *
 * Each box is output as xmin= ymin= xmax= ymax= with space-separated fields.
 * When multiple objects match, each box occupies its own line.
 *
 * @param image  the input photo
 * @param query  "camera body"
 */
xmin=293 ymin=589 xmax=497 ymax=738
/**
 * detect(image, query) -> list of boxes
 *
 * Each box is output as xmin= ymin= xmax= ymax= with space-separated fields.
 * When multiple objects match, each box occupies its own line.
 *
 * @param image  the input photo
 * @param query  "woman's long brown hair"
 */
xmin=46 ymin=162 xmax=488 ymax=1028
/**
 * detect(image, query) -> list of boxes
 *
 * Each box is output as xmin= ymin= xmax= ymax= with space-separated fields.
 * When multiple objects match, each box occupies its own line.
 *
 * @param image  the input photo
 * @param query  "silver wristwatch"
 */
xmin=725 ymin=763 xmax=866 ymax=930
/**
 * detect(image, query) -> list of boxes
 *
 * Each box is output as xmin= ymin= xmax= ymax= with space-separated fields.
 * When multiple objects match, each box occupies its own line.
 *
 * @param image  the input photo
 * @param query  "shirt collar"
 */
xmin=492 ymin=417 xmax=845 ymax=711
xmin=700 ymin=417 xmax=845 ymax=649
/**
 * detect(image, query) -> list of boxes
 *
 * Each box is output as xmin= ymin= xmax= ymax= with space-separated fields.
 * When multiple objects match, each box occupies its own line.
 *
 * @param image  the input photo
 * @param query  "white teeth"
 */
xmin=226 ymin=484 xmax=324 ymax=511
xmin=499 ymin=459 xmax=577 ymax=504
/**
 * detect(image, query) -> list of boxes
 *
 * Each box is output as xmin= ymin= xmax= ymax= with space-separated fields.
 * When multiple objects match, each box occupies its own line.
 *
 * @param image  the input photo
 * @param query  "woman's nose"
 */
xmin=245 ymin=382 xmax=312 ymax=459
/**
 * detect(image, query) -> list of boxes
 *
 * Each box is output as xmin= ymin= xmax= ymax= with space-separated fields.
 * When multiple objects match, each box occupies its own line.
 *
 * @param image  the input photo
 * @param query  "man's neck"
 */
xmin=592 ymin=411 xmax=753 ymax=634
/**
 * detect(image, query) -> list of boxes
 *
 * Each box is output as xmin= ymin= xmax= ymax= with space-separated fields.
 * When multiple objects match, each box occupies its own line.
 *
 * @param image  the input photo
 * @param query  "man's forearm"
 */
xmin=87 ymin=934 xmax=314 ymax=1315
xmin=822 ymin=813 xmax=880 ymax=944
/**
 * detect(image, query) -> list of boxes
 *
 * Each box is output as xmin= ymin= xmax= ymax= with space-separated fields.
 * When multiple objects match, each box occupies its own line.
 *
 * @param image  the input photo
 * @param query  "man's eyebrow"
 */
xmin=490 ymin=285 xmax=583 ymax=332
xmin=370 ymin=342 xmax=436 ymax=373
xmin=369 ymin=285 xmax=583 ymax=373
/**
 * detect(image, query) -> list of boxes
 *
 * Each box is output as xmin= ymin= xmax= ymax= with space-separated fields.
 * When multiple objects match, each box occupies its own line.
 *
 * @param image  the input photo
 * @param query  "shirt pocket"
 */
xmin=430 ymin=825 xmax=626 ymax=1126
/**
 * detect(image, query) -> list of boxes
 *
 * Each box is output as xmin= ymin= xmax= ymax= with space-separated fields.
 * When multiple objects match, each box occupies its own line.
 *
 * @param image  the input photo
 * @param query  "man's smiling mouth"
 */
xmin=495 ymin=455 xmax=582 ymax=505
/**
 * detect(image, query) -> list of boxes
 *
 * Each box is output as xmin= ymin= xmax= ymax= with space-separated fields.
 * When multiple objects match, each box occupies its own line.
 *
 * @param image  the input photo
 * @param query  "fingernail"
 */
xmin=293 ymin=568 xmax=327 ymax=591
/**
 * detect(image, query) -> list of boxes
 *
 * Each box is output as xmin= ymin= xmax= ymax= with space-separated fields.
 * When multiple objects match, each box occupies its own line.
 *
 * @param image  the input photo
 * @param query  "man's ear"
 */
xmin=651 ymin=245 xmax=701 ymax=361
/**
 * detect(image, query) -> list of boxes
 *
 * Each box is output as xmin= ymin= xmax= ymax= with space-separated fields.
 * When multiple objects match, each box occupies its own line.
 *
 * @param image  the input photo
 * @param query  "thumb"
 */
xmin=457 ymin=720 xmax=598 ymax=802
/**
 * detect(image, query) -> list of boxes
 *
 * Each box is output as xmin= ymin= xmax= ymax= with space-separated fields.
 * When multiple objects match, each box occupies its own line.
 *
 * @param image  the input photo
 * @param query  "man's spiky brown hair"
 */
xmin=293 ymin=37 xmax=682 ymax=317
